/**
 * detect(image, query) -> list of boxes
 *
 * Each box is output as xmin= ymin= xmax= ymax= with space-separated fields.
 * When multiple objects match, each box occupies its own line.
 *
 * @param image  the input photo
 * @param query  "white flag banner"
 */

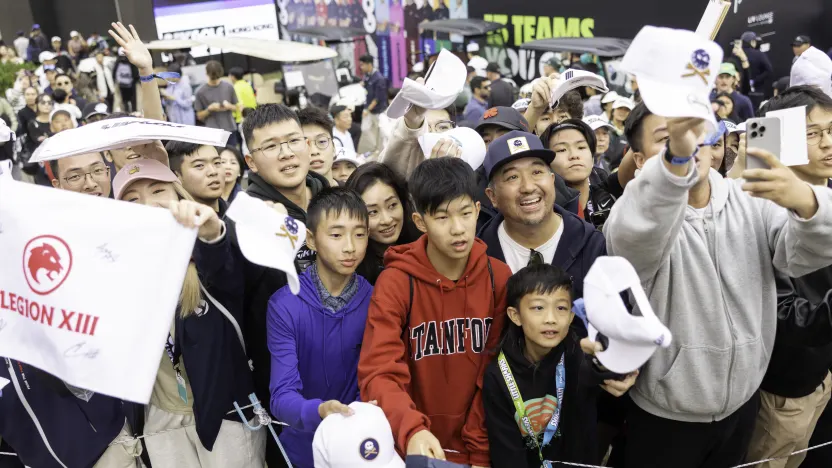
xmin=31 ymin=118 xmax=230 ymax=163
xmin=0 ymin=178 xmax=197 ymax=403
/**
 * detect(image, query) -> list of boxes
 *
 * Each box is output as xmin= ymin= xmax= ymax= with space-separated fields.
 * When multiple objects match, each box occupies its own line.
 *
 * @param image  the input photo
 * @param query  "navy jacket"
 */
xmin=176 ymin=230 xmax=256 ymax=450
xmin=0 ymin=359 xmax=138 ymax=468
xmin=477 ymin=204 xmax=606 ymax=299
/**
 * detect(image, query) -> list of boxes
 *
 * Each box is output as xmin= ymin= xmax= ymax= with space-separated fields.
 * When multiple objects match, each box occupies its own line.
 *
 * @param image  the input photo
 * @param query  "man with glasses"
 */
xmin=330 ymin=104 xmax=356 ymax=154
xmin=477 ymin=130 xmax=605 ymax=299
xmin=463 ymin=76 xmax=491 ymax=123
xmin=49 ymin=152 xmax=112 ymax=197
xmin=299 ymin=106 xmax=338 ymax=187
xmin=378 ymin=105 xmax=462 ymax=179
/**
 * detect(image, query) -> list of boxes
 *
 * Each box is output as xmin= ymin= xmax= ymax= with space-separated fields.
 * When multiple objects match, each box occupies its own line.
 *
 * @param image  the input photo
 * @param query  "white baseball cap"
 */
xmin=51 ymin=36 xmax=61 ymax=43
xmin=620 ymin=26 xmax=723 ymax=131
xmin=418 ymin=127 xmax=487 ymax=170
xmin=549 ymin=68 xmax=609 ymax=109
xmin=790 ymin=46 xmax=832 ymax=98
xmin=583 ymin=115 xmax=615 ymax=132
xmin=612 ymin=97 xmax=634 ymax=111
xmin=0 ymin=119 xmax=13 ymax=143
xmin=313 ymin=402 xmax=405 ymax=468
xmin=333 ymin=147 xmax=363 ymax=168
xmin=511 ymin=97 xmax=531 ymax=113
xmin=583 ymin=256 xmax=672 ymax=374
xmin=39 ymin=51 xmax=57 ymax=62
xmin=600 ymin=91 xmax=621 ymax=105
xmin=466 ymin=42 xmax=480 ymax=53
xmin=387 ymin=49 xmax=467 ymax=119
xmin=70 ymin=31 xmax=80 ymax=38
xmin=224 ymin=192 xmax=306 ymax=294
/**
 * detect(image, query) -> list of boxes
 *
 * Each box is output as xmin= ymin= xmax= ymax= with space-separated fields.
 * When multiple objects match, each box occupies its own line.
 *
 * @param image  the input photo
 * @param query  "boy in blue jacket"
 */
xmin=267 ymin=186 xmax=373 ymax=468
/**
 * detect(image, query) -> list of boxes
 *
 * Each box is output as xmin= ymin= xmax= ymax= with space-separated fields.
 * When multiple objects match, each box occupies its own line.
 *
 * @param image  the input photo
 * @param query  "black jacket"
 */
xmin=177 ymin=230 xmax=256 ymax=450
xmin=0 ymin=360 xmax=141 ymax=468
xmin=477 ymin=204 xmax=606 ymax=299
xmin=584 ymin=167 xmax=619 ymax=230
xmin=483 ymin=332 xmax=614 ymax=468
xmin=762 ymin=266 xmax=832 ymax=398
xmin=743 ymin=46 xmax=774 ymax=97
xmin=475 ymin=165 xmax=580 ymax=233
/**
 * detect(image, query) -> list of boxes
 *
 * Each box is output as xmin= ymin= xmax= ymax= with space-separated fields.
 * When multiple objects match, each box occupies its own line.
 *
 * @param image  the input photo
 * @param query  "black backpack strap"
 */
xmin=487 ymin=258 xmax=496 ymax=307
xmin=402 ymin=274 xmax=414 ymax=360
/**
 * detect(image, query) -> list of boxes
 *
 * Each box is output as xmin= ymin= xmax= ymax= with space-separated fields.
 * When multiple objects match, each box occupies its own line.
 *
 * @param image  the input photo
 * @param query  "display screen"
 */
xmin=153 ymin=0 xmax=280 ymax=58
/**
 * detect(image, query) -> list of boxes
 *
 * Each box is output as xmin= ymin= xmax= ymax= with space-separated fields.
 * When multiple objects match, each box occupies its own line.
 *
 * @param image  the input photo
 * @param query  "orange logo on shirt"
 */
xmin=513 ymin=394 xmax=558 ymax=437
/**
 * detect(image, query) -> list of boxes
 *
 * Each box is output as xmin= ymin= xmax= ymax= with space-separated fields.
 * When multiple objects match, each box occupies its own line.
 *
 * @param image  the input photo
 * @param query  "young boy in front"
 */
xmin=482 ymin=264 xmax=637 ymax=468
xmin=267 ymin=187 xmax=374 ymax=468
xmin=358 ymin=157 xmax=513 ymax=467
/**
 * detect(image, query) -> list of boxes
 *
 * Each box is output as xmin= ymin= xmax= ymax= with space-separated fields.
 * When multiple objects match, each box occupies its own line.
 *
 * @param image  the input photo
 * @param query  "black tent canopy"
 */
xmin=288 ymin=27 xmax=367 ymax=43
xmin=418 ymin=19 xmax=507 ymax=37
xmin=520 ymin=37 xmax=631 ymax=57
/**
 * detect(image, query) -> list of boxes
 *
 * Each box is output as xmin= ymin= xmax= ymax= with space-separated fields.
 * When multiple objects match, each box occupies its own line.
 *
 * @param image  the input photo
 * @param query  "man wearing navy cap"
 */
xmin=793 ymin=35 xmax=812 ymax=58
xmin=477 ymin=130 xmax=606 ymax=298
xmin=740 ymin=30 xmax=774 ymax=100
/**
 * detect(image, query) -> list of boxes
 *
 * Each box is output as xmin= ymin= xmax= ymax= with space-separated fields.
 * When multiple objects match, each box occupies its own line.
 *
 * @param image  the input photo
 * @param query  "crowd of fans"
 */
xmin=1 ymin=17 xmax=832 ymax=468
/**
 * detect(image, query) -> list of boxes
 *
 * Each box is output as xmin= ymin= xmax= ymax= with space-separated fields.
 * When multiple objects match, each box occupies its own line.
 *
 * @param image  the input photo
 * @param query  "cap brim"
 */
xmin=475 ymin=120 xmax=524 ymax=133
xmin=418 ymin=127 xmax=486 ymax=170
xmin=487 ymin=149 xmax=555 ymax=180
xmin=386 ymin=93 xmax=412 ymax=119
xmin=637 ymin=76 xmax=718 ymax=132
xmin=235 ymin=224 xmax=301 ymax=294
xmin=115 ymin=173 xmax=178 ymax=200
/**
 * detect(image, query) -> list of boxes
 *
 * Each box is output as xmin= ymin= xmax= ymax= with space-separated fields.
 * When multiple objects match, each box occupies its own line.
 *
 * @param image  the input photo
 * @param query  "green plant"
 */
xmin=0 ymin=61 xmax=37 ymax=96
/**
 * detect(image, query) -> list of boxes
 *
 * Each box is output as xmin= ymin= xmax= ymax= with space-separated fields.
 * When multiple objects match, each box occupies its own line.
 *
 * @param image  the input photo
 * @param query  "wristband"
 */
xmin=663 ymin=143 xmax=697 ymax=165
xmin=140 ymin=72 xmax=181 ymax=84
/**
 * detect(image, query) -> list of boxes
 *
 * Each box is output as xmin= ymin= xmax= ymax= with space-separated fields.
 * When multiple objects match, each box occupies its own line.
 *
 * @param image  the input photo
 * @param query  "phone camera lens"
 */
xmin=751 ymin=131 xmax=758 ymax=138
xmin=760 ymin=126 xmax=766 ymax=133
xmin=751 ymin=123 xmax=758 ymax=129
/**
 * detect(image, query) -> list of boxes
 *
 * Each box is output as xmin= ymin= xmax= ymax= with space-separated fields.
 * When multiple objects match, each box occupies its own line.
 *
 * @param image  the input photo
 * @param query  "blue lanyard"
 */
xmin=497 ymin=350 xmax=566 ymax=464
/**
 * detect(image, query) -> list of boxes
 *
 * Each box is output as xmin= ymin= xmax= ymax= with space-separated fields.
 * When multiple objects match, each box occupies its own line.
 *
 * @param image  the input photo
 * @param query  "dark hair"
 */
xmin=330 ymin=104 xmax=349 ymax=118
xmin=52 ymin=88 xmax=68 ymax=103
xmin=55 ymin=72 xmax=71 ymax=83
xmin=471 ymin=76 xmax=488 ymax=93
xmin=761 ymin=85 xmax=832 ymax=115
xmin=241 ymin=103 xmax=300 ymax=151
xmin=358 ymin=54 xmax=374 ymax=64
xmin=556 ymin=90 xmax=584 ymax=120
xmin=307 ymin=187 xmax=369 ymax=233
xmin=164 ymin=141 xmax=204 ymax=174
xmin=347 ymin=162 xmax=415 ymax=224
xmin=219 ymin=146 xmax=245 ymax=184
xmin=50 ymin=152 xmax=106 ymax=180
xmin=205 ymin=60 xmax=224 ymax=80
xmin=297 ymin=105 xmax=334 ymax=135
xmin=624 ymin=102 xmax=653 ymax=154
xmin=502 ymin=263 xmax=574 ymax=344
xmin=167 ymin=62 xmax=182 ymax=74
xmin=540 ymin=119 xmax=597 ymax=155
xmin=228 ymin=67 xmax=245 ymax=80
xmin=408 ymin=157 xmax=477 ymax=215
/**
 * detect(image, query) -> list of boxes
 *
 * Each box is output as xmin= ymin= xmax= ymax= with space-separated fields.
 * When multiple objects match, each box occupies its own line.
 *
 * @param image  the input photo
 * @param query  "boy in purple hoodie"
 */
xmin=267 ymin=187 xmax=373 ymax=468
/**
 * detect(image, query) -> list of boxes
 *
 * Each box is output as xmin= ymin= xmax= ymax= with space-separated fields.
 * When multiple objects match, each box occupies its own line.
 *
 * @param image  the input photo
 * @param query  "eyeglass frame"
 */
xmin=309 ymin=133 xmax=332 ymax=150
xmin=249 ymin=137 xmax=309 ymax=158
xmin=429 ymin=120 xmax=457 ymax=133
xmin=807 ymin=125 xmax=832 ymax=146
xmin=62 ymin=165 xmax=110 ymax=187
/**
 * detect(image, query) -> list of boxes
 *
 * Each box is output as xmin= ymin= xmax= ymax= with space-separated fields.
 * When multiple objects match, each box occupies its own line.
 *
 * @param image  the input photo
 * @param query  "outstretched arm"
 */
xmin=108 ymin=22 xmax=164 ymax=122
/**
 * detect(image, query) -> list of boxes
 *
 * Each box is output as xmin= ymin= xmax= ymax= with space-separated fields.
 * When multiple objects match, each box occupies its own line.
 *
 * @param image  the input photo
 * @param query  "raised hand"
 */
xmin=108 ymin=22 xmax=153 ymax=75
xmin=741 ymin=147 xmax=819 ymax=219
xmin=318 ymin=400 xmax=354 ymax=419
xmin=430 ymin=138 xmax=462 ymax=159
xmin=163 ymin=199 xmax=223 ymax=241
xmin=667 ymin=117 xmax=707 ymax=158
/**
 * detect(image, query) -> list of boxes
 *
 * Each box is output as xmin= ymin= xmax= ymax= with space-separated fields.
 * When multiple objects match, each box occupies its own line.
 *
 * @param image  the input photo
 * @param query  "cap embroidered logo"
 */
xmin=276 ymin=216 xmax=300 ymax=249
xmin=483 ymin=108 xmax=499 ymax=120
xmin=683 ymin=49 xmax=712 ymax=84
xmin=128 ymin=166 xmax=140 ymax=175
xmin=507 ymin=137 xmax=530 ymax=155
xmin=23 ymin=235 xmax=73 ymax=295
xmin=360 ymin=438 xmax=379 ymax=460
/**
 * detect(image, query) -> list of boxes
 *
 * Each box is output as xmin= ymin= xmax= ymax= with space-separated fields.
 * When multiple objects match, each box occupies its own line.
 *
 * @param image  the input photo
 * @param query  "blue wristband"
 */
xmin=139 ymin=72 xmax=181 ymax=84
xmin=663 ymin=143 xmax=697 ymax=165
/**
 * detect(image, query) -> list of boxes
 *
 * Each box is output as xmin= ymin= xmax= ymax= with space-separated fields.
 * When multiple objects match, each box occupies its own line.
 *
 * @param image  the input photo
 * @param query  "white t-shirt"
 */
xmin=497 ymin=219 xmax=564 ymax=274
xmin=333 ymin=127 xmax=356 ymax=154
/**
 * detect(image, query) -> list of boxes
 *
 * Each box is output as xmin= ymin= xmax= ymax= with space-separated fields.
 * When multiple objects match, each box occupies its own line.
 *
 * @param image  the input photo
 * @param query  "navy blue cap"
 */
xmin=483 ymin=130 xmax=555 ymax=180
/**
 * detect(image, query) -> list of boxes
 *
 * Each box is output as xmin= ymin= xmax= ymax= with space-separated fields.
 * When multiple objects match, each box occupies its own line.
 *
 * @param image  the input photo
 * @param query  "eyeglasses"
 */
xmin=56 ymin=81 xmax=71 ymax=87
xmin=311 ymin=135 xmax=331 ymax=150
xmin=527 ymin=249 xmax=544 ymax=266
xmin=250 ymin=138 xmax=308 ymax=158
xmin=39 ymin=100 xmax=53 ymax=106
xmin=429 ymin=120 xmax=456 ymax=133
xmin=63 ymin=166 xmax=110 ymax=187
xmin=807 ymin=125 xmax=832 ymax=146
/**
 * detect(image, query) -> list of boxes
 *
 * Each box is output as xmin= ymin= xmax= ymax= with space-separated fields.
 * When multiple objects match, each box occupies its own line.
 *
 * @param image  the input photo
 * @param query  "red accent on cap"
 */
xmin=483 ymin=108 xmax=498 ymax=119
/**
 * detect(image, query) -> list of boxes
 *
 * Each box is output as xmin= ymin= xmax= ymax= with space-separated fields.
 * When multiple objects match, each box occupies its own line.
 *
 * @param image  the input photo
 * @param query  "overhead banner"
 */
xmin=31 ymin=118 xmax=230 ymax=163
xmin=0 ymin=178 xmax=197 ymax=403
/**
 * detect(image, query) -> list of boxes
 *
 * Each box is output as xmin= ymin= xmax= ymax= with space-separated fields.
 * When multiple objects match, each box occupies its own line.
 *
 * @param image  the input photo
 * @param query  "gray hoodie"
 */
xmin=604 ymin=156 xmax=832 ymax=423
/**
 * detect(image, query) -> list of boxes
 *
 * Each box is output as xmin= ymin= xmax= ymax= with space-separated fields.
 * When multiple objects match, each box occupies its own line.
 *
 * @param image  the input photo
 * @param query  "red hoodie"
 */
xmin=358 ymin=235 xmax=511 ymax=465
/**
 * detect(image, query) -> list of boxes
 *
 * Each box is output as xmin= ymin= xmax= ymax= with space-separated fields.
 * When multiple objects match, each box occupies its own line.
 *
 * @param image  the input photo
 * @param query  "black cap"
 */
xmin=485 ymin=62 xmax=501 ymax=74
xmin=330 ymin=104 xmax=349 ymax=116
xmin=82 ymin=102 xmax=110 ymax=120
xmin=483 ymin=130 xmax=555 ymax=180
xmin=539 ymin=119 xmax=598 ymax=156
xmin=793 ymin=35 xmax=811 ymax=46
xmin=544 ymin=56 xmax=561 ymax=70
xmin=773 ymin=76 xmax=790 ymax=94
xmin=475 ymin=107 xmax=529 ymax=134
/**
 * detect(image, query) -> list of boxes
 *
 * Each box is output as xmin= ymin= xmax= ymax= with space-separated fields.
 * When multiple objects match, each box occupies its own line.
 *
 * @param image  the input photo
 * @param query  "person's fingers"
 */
xmin=193 ymin=205 xmax=212 ymax=227
xmin=368 ymin=400 xmax=378 ymax=406
xmin=740 ymin=168 xmax=778 ymax=181
xmin=454 ymin=145 xmax=463 ymax=159
xmin=167 ymin=201 xmax=182 ymax=224
xmin=111 ymin=22 xmax=130 ymax=42
xmin=129 ymin=24 xmax=142 ymax=42
xmin=746 ymin=146 xmax=783 ymax=168
xmin=107 ymin=29 xmax=126 ymax=48
xmin=430 ymin=440 xmax=447 ymax=460
xmin=273 ymin=203 xmax=288 ymax=215
xmin=741 ymin=181 xmax=778 ymax=194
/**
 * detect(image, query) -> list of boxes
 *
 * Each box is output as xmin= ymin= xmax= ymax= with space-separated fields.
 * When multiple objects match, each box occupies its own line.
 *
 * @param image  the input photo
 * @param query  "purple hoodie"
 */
xmin=267 ymin=269 xmax=373 ymax=468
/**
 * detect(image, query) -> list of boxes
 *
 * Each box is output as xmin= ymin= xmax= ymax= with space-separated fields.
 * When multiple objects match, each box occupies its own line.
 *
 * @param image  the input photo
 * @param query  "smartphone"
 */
xmin=745 ymin=117 xmax=781 ymax=171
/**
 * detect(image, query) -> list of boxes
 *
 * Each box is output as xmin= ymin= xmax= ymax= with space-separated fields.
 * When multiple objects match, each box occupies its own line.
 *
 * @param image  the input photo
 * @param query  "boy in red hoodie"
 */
xmin=358 ymin=157 xmax=512 ymax=466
